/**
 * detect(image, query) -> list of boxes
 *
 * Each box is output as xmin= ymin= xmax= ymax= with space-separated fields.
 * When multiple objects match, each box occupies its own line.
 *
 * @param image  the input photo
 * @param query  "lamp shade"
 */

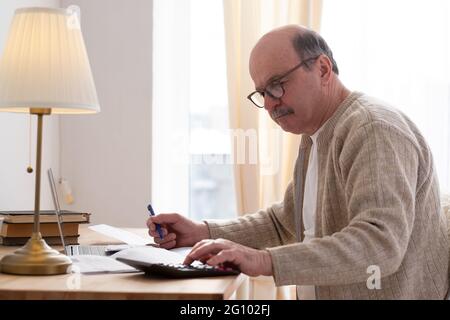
xmin=0 ymin=7 xmax=100 ymax=114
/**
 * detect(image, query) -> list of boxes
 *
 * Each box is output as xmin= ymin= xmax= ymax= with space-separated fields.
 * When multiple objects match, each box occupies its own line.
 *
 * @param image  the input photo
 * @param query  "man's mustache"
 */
xmin=271 ymin=106 xmax=294 ymax=120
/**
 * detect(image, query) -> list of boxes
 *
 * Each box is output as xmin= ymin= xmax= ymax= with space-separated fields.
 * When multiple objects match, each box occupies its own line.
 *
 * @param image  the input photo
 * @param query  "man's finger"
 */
xmin=148 ymin=226 xmax=167 ymax=238
xmin=207 ymin=249 xmax=235 ymax=266
xmin=159 ymin=240 xmax=176 ymax=249
xmin=154 ymin=231 xmax=176 ymax=244
xmin=146 ymin=218 xmax=154 ymax=229
xmin=184 ymin=241 xmax=210 ymax=264
xmin=189 ymin=239 xmax=210 ymax=252
xmin=198 ymin=253 xmax=213 ymax=264
xmin=184 ymin=241 xmax=226 ymax=265
xmin=150 ymin=213 xmax=180 ymax=224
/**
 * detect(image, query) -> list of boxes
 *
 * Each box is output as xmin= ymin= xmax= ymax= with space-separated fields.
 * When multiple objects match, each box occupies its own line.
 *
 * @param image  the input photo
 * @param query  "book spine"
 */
xmin=1 ymin=222 xmax=80 ymax=237
xmin=0 ymin=236 xmax=79 ymax=246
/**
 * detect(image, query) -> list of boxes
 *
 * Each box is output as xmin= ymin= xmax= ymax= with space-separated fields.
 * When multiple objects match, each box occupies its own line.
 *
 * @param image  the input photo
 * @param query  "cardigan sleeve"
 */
xmin=269 ymin=121 xmax=419 ymax=286
xmin=204 ymin=182 xmax=297 ymax=249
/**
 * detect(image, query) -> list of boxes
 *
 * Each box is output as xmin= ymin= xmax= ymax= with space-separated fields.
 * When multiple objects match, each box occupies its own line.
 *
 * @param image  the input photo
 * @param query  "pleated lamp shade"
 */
xmin=0 ymin=7 xmax=100 ymax=114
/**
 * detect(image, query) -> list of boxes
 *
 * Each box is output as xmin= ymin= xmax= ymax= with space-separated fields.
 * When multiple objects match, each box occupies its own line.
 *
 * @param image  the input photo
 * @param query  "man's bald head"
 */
xmin=250 ymin=25 xmax=338 ymax=83
xmin=250 ymin=25 xmax=308 ymax=63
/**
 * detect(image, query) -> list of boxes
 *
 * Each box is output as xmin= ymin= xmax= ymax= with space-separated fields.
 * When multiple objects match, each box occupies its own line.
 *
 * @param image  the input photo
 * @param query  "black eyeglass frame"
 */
xmin=247 ymin=55 xmax=320 ymax=108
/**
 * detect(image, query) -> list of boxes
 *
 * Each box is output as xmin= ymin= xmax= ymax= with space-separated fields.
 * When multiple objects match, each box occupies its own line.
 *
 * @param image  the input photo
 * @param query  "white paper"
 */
xmin=111 ymin=246 xmax=185 ymax=264
xmin=88 ymin=224 xmax=151 ymax=246
xmin=68 ymin=246 xmax=197 ymax=274
xmin=69 ymin=255 xmax=138 ymax=274
xmin=111 ymin=245 xmax=202 ymax=267
xmin=170 ymin=247 xmax=193 ymax=257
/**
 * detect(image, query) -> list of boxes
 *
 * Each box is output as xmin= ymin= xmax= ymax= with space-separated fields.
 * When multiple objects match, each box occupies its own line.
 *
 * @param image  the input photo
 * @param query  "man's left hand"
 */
xmin=183 ymin=238 xmax=273 ymax=277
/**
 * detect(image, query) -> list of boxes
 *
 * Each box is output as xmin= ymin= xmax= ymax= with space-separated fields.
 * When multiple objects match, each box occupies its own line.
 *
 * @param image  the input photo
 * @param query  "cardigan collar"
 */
xmin=299 ymin=91 xmax=363 ymax=149
xmin=316 ymin=91 xmax=363 ymax=147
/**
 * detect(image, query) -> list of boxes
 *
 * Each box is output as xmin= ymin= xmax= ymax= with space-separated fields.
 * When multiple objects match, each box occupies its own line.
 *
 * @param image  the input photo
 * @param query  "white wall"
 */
xmin=0 ymin=0 xmax=61 ymax=211
xmin=59 ymin=0 xmax=153 ymax=227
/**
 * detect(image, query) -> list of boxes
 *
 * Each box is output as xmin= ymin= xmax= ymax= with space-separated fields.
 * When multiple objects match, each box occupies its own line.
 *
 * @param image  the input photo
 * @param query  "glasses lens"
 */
xmin=267 ymin=83 xmax=284 ymax=99
xmin=250 ymin=92 xmax=265 ymax=108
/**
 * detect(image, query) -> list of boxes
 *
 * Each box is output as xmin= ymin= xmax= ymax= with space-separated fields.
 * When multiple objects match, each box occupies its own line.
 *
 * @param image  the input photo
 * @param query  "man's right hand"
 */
xmin=146 ymin=213 xmax=210 ymax=249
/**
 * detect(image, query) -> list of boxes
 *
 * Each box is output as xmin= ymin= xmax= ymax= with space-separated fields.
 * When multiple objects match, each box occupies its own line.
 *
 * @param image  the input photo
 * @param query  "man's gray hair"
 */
xmin=292 ymin=30 xmax=339 ymax=75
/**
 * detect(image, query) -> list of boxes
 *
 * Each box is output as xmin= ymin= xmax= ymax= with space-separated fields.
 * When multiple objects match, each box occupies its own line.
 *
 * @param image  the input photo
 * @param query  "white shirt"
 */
xmin=297 ymin=126 xmax=324 ymax=300
xmin=303 ymin=129 xmax=321 ymax=242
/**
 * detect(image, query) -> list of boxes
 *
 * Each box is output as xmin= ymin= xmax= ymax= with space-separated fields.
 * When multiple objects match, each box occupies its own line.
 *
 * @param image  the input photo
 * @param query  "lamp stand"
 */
xmin=0 ymin=109 xmax=72 ymax=275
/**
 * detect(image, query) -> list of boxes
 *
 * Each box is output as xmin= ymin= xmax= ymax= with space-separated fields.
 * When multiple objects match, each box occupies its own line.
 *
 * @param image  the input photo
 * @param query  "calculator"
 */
xmin=116 ymin=257 xmax=241 ymax=278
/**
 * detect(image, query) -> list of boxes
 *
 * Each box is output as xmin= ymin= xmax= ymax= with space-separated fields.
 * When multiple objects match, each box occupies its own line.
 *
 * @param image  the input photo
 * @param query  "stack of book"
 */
xmin=0 ymin=210 xmax=90 ymax=246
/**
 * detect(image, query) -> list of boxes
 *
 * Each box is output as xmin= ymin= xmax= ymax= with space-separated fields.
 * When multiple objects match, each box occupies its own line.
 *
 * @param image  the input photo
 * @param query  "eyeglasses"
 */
xmin=247 ymin=56 xmax=320 ymax=108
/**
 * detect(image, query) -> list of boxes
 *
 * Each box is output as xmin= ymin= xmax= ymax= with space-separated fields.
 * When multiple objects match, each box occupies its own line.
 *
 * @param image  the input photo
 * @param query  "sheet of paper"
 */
xmin=111 ymin=246 xmax=185 ymax=265
xmin=69 ymin=255 xmax=138 ymax=274
xmin=170 ymin=247 xmax=193 ymax=257
xmin=88 ymin=224 xmax=151 ymax=246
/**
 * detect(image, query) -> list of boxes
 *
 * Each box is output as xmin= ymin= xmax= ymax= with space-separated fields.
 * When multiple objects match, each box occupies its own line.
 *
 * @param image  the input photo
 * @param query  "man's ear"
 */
xmin=318 ymin=56 xmax=333 ymax=84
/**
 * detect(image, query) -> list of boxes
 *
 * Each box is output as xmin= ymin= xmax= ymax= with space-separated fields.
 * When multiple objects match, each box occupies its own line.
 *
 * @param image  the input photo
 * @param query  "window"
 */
xmin=322 ymin=0 xmax=450 ymax=192
xmin=152 ymin=0 xmax=236 ymax=219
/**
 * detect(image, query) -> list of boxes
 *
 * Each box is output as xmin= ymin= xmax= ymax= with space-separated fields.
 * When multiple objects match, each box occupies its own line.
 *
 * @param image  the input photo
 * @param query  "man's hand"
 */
xmin=146 ymin=213 xmax=210 ymax=249
xmin=183 ymin=238 xmax=274 ymax=277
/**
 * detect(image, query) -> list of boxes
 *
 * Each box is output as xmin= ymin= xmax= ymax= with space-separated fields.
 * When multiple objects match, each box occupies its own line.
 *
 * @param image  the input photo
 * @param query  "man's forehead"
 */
xmin=249 ymin=42 xmax=299 ymax=88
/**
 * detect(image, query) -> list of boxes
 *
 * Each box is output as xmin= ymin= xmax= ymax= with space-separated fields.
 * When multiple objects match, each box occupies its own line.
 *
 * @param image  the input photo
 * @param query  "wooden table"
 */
xmin=0 ymin=226 xmax=246 ymax=300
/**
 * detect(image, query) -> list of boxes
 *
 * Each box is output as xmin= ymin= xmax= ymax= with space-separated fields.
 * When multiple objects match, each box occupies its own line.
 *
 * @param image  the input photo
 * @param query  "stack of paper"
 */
xmin=69 ymin=255 xmax=137 ymax=274
xmin=68 ymin=224 xmax=194 ymax=274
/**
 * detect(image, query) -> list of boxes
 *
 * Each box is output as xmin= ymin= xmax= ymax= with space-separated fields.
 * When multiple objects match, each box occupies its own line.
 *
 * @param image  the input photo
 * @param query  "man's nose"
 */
xmin=264 ymin=95 xmax=280 ymax=112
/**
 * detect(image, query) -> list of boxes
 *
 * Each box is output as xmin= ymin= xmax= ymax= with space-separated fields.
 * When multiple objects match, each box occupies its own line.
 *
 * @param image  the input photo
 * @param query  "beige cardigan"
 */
xmin=206 ymin=92 xmax=449 ymax=299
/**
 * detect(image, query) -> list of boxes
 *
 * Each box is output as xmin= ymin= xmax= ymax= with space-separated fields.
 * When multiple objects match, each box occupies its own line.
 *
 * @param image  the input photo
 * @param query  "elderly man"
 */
xmin=147 ymin=25 xmax=449 ymax=299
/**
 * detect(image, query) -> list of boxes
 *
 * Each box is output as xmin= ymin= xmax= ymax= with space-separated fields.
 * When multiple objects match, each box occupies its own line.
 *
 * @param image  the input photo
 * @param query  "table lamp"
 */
xmin=0 ymin=7 xmax=100 ymax=275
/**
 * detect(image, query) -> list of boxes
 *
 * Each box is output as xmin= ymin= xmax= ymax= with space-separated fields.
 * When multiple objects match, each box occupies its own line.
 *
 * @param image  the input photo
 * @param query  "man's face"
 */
xmin=249 ymin=37 xmax=324 ymax=135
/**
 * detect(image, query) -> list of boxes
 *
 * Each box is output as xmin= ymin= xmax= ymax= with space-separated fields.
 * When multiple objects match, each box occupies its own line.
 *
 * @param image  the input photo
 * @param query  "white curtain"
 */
xmin=223 ymin=0 xmax=322 ymax=300
xmin=321 ymin=0 xmax=450 ymax=194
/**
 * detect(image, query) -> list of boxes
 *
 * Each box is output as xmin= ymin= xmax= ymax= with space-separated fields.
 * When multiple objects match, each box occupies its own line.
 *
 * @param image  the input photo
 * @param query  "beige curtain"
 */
xmin=223 ymin=0 xmax=323 ymax=299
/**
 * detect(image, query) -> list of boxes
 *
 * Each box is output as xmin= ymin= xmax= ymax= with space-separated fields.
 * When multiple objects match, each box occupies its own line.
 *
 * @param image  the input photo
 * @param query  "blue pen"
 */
xmin=147 ymin=204 xmax=164 ymax=239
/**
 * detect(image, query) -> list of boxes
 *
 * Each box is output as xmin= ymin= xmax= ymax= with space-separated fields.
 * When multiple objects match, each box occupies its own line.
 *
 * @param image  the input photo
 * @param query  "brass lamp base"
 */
xmin=0 ymin=232 xmax=72 ymax=275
